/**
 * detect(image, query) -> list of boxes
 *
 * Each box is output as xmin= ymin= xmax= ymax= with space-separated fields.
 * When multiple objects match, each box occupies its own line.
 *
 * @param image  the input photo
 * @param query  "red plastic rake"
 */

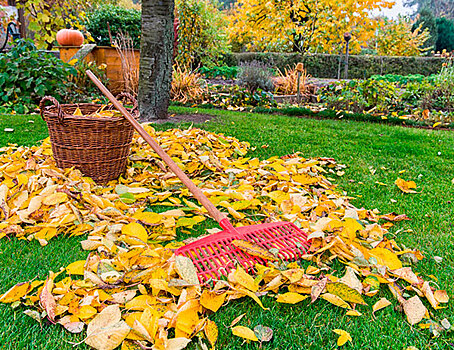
xmin=87 ymin=70 xmax=311 ymax=283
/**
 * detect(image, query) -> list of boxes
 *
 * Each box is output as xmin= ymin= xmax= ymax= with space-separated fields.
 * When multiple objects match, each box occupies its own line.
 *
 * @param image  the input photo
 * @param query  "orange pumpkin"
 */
xmin=56 ymin=29 xmax=84 ymax=47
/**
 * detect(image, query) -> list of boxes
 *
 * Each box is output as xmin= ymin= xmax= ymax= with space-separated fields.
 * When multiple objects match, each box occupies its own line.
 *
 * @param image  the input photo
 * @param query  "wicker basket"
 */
xmin=39 ymin=94 xmax=138 ymax=183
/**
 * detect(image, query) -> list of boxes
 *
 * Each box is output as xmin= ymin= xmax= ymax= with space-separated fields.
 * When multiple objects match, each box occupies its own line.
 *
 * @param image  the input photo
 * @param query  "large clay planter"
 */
xmin=58 ymin=46 xmax=140 ymax=93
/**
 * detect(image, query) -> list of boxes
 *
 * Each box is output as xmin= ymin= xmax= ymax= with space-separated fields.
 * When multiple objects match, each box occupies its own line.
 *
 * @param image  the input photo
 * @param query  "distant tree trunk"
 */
xmin=138 ymin=0 xmax=174 ymax=121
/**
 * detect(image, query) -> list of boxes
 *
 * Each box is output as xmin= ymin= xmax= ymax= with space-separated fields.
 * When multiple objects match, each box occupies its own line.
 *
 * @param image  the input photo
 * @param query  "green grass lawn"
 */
xmin=0 ymin=109 xmax=453 ymax=349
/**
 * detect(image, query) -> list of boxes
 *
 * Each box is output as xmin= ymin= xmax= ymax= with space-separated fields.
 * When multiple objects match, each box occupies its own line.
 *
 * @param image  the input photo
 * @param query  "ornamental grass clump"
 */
xmin=171 ymin=64 xmax=208 ymax=104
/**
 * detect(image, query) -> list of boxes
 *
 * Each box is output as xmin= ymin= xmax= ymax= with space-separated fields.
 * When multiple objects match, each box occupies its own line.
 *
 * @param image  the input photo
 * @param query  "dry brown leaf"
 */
xmin=403 ymin=295 xmax=427 ymax=325
xmin=85 ymin=305 xmax=130 ymax=350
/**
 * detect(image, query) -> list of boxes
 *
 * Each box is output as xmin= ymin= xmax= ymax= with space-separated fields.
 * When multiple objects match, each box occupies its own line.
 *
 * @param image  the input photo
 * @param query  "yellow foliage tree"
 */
xmin=18 ymin=0 xmax=92 ymax=49
xmin=227 ymin=0 xmax=394 ymax=54
xmin=373 ymin=17 xmax=431 ymax=56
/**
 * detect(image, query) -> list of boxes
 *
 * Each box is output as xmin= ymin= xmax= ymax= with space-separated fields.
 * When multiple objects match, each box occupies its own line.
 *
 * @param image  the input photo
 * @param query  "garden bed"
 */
xmin=58 ymin=46 xmax=140 ymax=93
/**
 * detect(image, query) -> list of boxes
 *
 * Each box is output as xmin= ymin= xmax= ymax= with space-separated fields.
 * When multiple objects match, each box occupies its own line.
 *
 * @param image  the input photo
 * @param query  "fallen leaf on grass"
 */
xmin=175 ymin=255 xmax=199 ymax=285
xmin=403 ymin=296 xmax=427 ymax=325
xmin=231 ymin=326 xmax=258 ymax=342
xmin=333 ymin=329 xmax=352 ymax=346
xmin=85 ymin=305 xmax=130 ymax=350
xmin=321 ymin=293 xmax=350 ymax=309
xmin=39 ymin=277 xmax=56 ymax=322
xmin=395 ymin=178 xmax=418 ymax=193
xmin=434 ymin=290 xmax=449 ymax=304
xmin=204 ymin=320 xmax=218 ymax=348
xmin=326 ymin=283 xmax=366 ymax=305
xmin=346 ymin=309 xmax=362 ymax=317
xmin=276 ymin=292 xmax=308 ymax=304
xmin=232 ymin=239 xmax=277 ymax=261
xmin=0 ymin=282 xmax=30 ymax=303
xmin=373 ymin=298 xmax=392 ymax=316
xmin=254 ymin=325 xmax=273 ymax=342
xmin=200 ymin=290 xmax=226 ymax=312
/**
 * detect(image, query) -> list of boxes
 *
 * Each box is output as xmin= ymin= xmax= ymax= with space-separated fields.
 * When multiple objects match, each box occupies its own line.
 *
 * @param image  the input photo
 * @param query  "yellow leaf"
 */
xmin=333 ymin=329 xmax=352 ymax=346
xmin=268 ymin=190 xmax=290 ymax=204
xmin=395 ymin=178 xmax=417 ymax=193
xmin=231 ymin=326 xmax=258 ymax=342
xmin=276 ymin=292 xmax=308 ymax=304
xmin=176 ymin=216 xmax=205 ymax=228
xmin=232 ymin=239 xmax=277 ymax=261
xmin=0 ymin=282 xmax=30 ymax=303
xmin=372 ymin=297 xmax=392 ymax=315
xmin=369 ymin=247 xmax=402 ymax=270
xmin=200 ymin=290 xmax=226 ymax=312
xmin=434 ymin=290 xmax=449 ymax=304
xmin=66 ymin=260 xmax=85 ymax=275
xmin=346 ymin=309 xmax=362 ymax=317
xmin=233 ymin=266 xmax=258 ymax=292
xmin=175 ymin=307 xmax=199 ymax=337
xmin=292 ymin=173 xmax=319 ymax=185
xmin=433 ymin=122 xmax=441 ymax=128
xmin=321 ymin=293 xmax=350 ymax=309
xmin=42 ymin=192 xmax=68 ymax=206
xmin=305 ymin=266 xmax=320 ymax=275
xmin=204 ymin=319 xmax=218 ymax=348
xmin=340 ymin=218 xmax=364 ymax=241
xmin=132 ymin=211 xmax=163 ymax=225
xmin=122 ymin=222 xmax=148 ymax=243
xmin=326 ymin=283 xmax=366 ymax=305
xmin=236 ymin=287 xmax=268 ymax=310
xmin=76 ymin=305 xmax=97 ymax=320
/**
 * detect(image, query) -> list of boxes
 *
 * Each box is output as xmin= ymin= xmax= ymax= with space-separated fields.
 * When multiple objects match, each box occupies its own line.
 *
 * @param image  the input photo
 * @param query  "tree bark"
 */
xmin=138 ymin=0 xmax=174 ymax=121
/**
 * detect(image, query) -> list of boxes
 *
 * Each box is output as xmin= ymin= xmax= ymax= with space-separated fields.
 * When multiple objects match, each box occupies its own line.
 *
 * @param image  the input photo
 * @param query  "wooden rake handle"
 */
xmin=86 ymin=70 xmax=227 ymax=225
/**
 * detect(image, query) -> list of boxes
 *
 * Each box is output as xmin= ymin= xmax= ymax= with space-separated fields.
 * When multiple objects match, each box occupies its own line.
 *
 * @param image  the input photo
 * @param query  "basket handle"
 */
xmin=113 ymin=92 xmax=138 ymax=116
xmin=39 ymin=96 xmax=64 ymax=124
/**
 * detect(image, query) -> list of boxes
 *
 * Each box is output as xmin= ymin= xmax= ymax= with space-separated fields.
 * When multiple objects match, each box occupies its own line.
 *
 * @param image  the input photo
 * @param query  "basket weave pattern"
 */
xmin=40 ymin=95 xmax=138 ymax=183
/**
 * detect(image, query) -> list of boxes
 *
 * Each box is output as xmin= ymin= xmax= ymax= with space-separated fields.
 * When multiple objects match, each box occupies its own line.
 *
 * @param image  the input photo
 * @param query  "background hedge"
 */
xmin=223 ymin=53 xmax=444 ymax=79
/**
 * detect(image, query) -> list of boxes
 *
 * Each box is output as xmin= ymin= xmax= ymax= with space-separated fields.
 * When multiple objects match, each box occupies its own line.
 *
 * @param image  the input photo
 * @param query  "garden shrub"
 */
xmin=175 ymin=0 xmax=229 ymax=68
xmin=421 ymin=65 xmax=454 ymax=111
xmin=0 ymin=39 xmax=76 ymax=113
xmin=370 ymin=73 xmax=439 ymax=85
xmin=85 ymin=5 xmax=141 ymax=48
xmin=208 ymin=85 xmax=277 ymax=109
xmin=237 ymin=60 xmax=274 ymax=94
xmin=199 ymin=65 xmax=238 ymax=79
xmin=223 ymin=52 xmax=444 ymax=79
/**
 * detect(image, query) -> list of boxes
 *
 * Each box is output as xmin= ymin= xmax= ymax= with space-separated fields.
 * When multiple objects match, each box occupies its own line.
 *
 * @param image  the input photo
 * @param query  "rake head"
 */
xmin=175 ymin=220 xmax=311 ymax=283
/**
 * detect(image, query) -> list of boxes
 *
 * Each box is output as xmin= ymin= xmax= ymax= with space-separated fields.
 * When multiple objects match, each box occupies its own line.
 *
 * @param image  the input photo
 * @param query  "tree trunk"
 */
xmin=138 ymin=0 xmax=174 ymax=121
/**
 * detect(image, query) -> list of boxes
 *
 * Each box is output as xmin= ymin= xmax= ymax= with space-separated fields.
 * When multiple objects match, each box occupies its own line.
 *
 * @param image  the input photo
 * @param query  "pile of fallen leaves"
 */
xmin=0 ymin=126 xmax=450 ymax=350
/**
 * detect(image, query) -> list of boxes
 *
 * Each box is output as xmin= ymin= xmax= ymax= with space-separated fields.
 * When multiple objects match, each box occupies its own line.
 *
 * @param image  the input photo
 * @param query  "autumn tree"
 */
xmin=138 ymin=0 xmax=174 ymax=121
xmin=374 ymin=16 xmax=430 ymax=56
xmin=413 ymin=7 xmax=438 ymax=50
xmin=227 ymin=0 xmax=394 ymax=54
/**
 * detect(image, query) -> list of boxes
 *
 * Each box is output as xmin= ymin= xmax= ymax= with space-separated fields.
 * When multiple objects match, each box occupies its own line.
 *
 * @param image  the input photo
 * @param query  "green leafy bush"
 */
xmin=319 ymin=79 xmax=402 ymax=113
xmin=0 ymin=39 xmax=76 ymax=114
xmin=370 ymin=74 xmax=428 ymax=85
xmin=86 ymin=5 xmax=141 ymax=48
xmin=199 ymin=65 xmax=238 ymax=79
